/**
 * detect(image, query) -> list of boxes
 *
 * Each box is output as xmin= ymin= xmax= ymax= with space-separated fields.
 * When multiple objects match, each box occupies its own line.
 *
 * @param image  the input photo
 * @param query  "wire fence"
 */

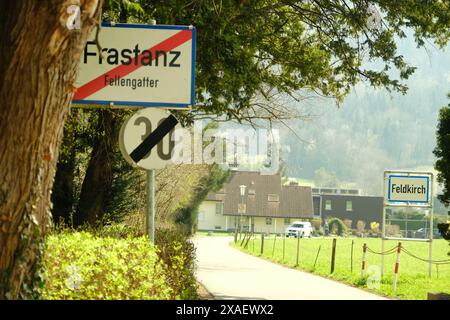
xmin=399 ymin=247 xmax=450 ymax=265
xmin=366 ymin=246 xmax=398 ymax=255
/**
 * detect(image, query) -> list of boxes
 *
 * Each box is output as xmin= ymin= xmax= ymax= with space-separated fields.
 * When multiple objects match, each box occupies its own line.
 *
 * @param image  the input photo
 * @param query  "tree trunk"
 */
xmin=74 ymin=109 xmax=121 ymax=226
xmin=0 ymin=0 xmax=102 ymax=299
xmin=73 ymin=7 xmax=128 ymax=227
xmin=51 ymin=124 xmax=76 ymax=225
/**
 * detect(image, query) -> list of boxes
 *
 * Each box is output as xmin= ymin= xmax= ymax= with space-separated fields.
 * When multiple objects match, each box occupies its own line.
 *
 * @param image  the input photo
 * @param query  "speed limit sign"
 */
xmin=119 ymin=108 xmax=182 ymax=170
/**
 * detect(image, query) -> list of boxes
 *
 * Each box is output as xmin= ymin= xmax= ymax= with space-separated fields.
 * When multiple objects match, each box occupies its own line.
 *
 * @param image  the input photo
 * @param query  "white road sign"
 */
xmin=73 ymin=23 xmax=196 ymax=108
xmin=119 ymin=108 xmax=182 ymax=170
xmin=384 ymin=171 xmax=433 ymax=206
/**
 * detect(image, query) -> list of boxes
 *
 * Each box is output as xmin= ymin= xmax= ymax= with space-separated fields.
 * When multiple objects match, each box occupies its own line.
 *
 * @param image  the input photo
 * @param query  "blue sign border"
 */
xmin=387 ymin=175 xmax=430 ymax=204
xmin=72 ymin=23 xmax=196 ymax=109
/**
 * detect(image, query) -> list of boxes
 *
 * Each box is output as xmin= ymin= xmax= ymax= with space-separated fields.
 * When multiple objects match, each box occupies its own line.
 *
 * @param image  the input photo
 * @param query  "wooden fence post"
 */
xmin=244 ymin=231 xmax=252 ymax=249
xmin=272 ymin=233 xmax=278 ymax=257
xmin=361 ymin=243 xmax=367 ymax=281
xmin=393 ymin=242 xmax=402 ymax=290
xmin=330 ymin=238 xmax=337 ymax=274
xmin=252 ymin=233 xmax=255 ymax=252
xmin=351 ymin=239 xmax=354 ymax=273
xmin=282 ymin=233 xmax=286 ymax=262
xmin=261 ymin=233 xmax=264 ymax=255
xmin=295 ymin=231 xmax=301 ymax=267
xmin=314 ymin=245 xmax=322 ymax=269
xmin=240 ymin=231 xmax=247 ymax=247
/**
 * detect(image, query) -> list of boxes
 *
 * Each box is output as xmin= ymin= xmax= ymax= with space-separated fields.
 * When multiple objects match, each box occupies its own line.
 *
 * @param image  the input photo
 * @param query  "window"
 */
xmin=266 ymin=217 xmax=272 ymax=225
xmin=325 ymin=200 xmax=332 ymax=210
xmin=215 ymin=202 xmax=224 ymax=215
xmin=267 ymin=194 xmax=279 ymax=202
xmin=284 ymin=218 xmax=291 ymax=225
xmin=198 ymin=212 xmax=205 ymax=221
xmin=346 ymin=201 xmax=353 ymax=211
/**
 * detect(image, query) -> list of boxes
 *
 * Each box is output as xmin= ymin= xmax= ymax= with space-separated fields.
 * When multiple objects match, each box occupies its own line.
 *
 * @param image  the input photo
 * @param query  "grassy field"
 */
xmin=232 ymin=234 xmax=450 ymax=300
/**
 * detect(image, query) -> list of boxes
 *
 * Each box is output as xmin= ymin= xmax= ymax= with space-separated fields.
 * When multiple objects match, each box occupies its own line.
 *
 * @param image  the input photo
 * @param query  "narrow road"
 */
xmin=194 ymin=236 xmax=387 ymax=300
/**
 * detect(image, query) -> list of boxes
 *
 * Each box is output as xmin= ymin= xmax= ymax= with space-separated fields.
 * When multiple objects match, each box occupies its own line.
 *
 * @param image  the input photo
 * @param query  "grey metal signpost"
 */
xmin=146 ymin=170 xmax=156 ymax=242
xmin=119 ymin=109 xmax=181 ymax=243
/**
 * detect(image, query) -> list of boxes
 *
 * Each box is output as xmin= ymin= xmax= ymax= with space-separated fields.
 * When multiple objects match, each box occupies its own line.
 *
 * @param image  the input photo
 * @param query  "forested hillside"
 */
xmin=283 ymin=36 xmax=450 ymax=196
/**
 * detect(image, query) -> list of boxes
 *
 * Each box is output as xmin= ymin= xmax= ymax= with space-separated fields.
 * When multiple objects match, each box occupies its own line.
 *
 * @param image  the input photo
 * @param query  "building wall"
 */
xmin=248 ymin=217 xmax=307 ymax=234
xmin=197 ymin=201 xmax=228 ymax=231
xmin=320 ymin=195 xmax=383 ymax=228
xmin=197 ymin=208 xmax=306 ymax=234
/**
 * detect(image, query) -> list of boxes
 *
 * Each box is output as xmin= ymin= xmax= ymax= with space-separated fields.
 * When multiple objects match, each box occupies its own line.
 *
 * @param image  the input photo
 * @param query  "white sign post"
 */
xmin=72 ymin=23 xmax=196 ymax=109
xmin=381 ymin=170 xmax=434 ymax=279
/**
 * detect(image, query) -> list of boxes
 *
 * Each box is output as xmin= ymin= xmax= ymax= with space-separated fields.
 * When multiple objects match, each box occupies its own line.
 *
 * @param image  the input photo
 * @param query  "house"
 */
xmin=197 ymin=171 xmax=314 ymax=233
xmin=312 ymin=188 xmax=383 ymax=228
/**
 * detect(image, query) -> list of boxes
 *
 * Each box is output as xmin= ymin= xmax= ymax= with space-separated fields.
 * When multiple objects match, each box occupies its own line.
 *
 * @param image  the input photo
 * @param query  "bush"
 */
xmin=343 ymin=219 xmax=353 ymax=230
xmin=356 ymin=220 xmax=366 ymax=234
xmin=42 ymin=231 xmax=171 ymax=299
xmin=328 ymin=217 xmax=347 ymax=236
xmin=311 ymin=218 xmax=322 ymax=231
xmin=95 ymin=222 xmax=143 ymax=239
xmin=368 ymin=221 xmax=381 ymax=237
xmin=312 ymin=228 xmax=324 ymax=237
xmin=155 ymin=228 xmax=199 ymax=300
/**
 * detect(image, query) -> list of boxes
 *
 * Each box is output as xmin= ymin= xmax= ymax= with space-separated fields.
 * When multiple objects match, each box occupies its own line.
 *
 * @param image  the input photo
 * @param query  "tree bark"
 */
xmin=0 ymin=0 xmax=103 ymax=299
xmin=74 ymin=109 xmax=121 ymax=226
xmin=51 ymin=124 xmax=76 ymax=225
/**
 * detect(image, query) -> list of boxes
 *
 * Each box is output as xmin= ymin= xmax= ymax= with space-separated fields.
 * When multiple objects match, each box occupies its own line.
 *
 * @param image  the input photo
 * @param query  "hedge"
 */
xmin=42 ymin=232 xmax=174 ymax=299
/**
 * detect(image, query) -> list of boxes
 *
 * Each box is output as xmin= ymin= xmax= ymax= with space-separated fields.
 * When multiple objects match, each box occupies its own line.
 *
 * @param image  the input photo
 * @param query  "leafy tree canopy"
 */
xmin=105 ymin=0 xmax=450 ymax=123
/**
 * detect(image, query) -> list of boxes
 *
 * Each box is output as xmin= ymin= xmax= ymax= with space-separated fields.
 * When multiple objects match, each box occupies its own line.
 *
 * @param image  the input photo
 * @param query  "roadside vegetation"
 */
xmin=232 ymin=235 xmax=450 ymax=300
xmin=41 ymin=225 xmax=199 ymax=300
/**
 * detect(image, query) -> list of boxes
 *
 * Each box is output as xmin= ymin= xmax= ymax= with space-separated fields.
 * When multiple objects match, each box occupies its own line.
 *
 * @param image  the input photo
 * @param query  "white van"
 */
xmin=285 ymin=221 xmax=313 ymax=238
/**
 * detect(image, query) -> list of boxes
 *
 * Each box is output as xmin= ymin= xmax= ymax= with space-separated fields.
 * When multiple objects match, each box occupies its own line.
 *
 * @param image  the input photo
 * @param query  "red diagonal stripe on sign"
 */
xmin=74 ymin=29 xmax=192 ymax=100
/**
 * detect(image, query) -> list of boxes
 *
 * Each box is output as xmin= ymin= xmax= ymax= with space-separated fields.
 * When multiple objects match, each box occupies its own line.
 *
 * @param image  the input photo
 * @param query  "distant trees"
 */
xmin=314 ymin=167 xmax=340 ymax=188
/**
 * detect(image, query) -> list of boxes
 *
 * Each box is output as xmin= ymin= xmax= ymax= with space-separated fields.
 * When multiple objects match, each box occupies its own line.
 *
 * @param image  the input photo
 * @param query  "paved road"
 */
xmin=194 ymin=236 xmax=387 ymax=300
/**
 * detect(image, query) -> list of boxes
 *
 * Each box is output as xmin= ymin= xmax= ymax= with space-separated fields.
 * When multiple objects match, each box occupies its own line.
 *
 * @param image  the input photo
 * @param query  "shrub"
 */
xmin=95 ymin=222 xmax=143 ymax=239
xmin=343 ymin=219 xmax=353 ymax=230
xmin=328 ymin=217 xmax=347 ymax=236
xmin=356 ymin=220 xmax=366 ymax=233
xmin=42 ymin=231 xmax=171 ymax=299
xmin=311 ymin=218 xmax=322 ymax=231
xmin=370 ymin=221 xmax=380 ymax=232
xmin=368 ymin=221 xmax=381 ymax=237
xmin=155 ymin=228 xmax=199 ymax=299
xmin=312 ymin=228 xmax=324 ymax=237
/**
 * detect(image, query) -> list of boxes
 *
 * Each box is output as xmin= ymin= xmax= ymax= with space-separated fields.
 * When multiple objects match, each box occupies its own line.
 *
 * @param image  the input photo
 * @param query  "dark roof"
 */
xmin=206 ymin=171 xmax=313 ymax=218
xmin=280 ymin=185 xmax=314 ymax=218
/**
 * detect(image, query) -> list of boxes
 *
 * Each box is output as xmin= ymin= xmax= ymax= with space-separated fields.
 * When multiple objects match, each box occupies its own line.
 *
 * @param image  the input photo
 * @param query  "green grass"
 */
xmin=233 ymin=235 xmax=450 ymax=300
